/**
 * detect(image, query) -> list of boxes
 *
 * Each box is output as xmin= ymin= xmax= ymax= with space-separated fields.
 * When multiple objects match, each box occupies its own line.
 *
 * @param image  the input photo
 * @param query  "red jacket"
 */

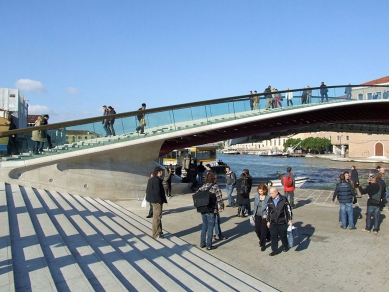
xmin=282 ymin=173 xmax=295 ymax=192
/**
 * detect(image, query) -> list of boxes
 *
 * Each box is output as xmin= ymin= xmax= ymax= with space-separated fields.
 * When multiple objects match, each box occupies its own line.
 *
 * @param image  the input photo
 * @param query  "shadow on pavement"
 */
xmin=293 ymin=221 xmax=316 ymax=251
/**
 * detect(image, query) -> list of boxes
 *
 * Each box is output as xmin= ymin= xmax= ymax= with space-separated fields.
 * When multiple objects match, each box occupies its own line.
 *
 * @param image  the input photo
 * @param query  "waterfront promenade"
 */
xmin=118 ymin=188 xmax=389 ymax=291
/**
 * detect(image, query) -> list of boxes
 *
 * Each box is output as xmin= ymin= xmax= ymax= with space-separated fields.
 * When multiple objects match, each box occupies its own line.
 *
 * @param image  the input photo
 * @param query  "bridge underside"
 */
xmin=160 ymin=102 xmax=389 ymax=155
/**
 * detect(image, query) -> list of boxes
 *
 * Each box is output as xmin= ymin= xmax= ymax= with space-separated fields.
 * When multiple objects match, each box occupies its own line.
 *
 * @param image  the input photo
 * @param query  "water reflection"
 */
xmin=217 ymin=154 xmax=387 ymax=190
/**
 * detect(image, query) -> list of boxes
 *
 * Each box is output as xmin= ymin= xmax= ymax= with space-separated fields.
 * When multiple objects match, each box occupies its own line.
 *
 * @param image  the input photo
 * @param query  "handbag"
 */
xmin=140 ymin=118 xmax=146 ymax=127
xmin=141 ymin=196 xmax=147 ymax=208
xmin=287 ymin=225 xmax=298 ymax=248
xmin=353 ymin=196 xmax=357 ymax=204
xmin=249 ymin=215 xmax=255 ymax=226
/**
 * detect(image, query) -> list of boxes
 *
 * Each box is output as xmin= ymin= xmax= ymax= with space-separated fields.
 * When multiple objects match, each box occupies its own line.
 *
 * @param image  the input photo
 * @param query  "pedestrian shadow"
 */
xmin=378 ymin=213 xmax=386 ymax=231
xmin=214 ymin=217 xmax=254 ymax=248
xmin=293 ymin=222 xmax=315 ymax=251
xmin=353 ymin=205 xmax=363 ymax=226
xmin=295 ymin=199 xmax=312 ymax=208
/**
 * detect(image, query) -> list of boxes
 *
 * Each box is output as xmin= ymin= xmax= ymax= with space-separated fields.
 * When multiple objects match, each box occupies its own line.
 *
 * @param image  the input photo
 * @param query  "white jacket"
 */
xmin=285 ymin=91 xmax=293 ymax=100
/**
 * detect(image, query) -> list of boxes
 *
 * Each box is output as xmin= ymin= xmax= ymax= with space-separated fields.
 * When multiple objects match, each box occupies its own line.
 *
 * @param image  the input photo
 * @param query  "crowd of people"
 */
xmin=248 ymin=82 xmax=336 ymax=110
xmin=145 ymin=164 xmax=296 ymax=256
xmin=144 ymin=162 xmax=389 ymax=256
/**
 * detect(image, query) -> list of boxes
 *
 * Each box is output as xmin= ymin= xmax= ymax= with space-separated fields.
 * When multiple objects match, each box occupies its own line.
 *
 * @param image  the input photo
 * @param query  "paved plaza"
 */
xmin=118 ymin=188 xmax=389 ymax=292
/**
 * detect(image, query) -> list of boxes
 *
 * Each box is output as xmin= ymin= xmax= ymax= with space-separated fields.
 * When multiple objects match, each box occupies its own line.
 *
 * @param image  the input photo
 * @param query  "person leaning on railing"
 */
xmin=136 ymin=103 xmax=146 ymax=134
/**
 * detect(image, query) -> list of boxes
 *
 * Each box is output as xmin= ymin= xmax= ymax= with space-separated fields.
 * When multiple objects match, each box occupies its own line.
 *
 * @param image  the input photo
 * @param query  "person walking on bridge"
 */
xmin=285 ymin=88 xmax=293 ymax=106
xmin=264 ymin=85 xmax=273 ymax=110
xmin=320 ymin=81 xmax=329 ymax=102
xmin=248 ymin=91 xmax=254 ymax=110
xmin=102 ymin=105 xmax=111 ymax=137
xmin=107 ymin=106 xmax=116 ymax=136
xmin=253 ymin=90 xmax=260 ymax=110
xmin=306 ymin=86 xmax=312 ymax=103
xmin=136 ymin=103 xmax=146 ymax=134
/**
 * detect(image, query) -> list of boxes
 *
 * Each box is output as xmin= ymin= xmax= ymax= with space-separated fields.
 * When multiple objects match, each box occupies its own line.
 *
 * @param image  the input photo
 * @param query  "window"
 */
xmin=346 ymin=136 xmax=349 ymax=141
xmin=376 ymin=92 xmax=382 ymax=99
xmin=337 ymin=135 xmax=340 ymax=141
xmin=358 ymin=93 xmax=363 ymax=100
xmin=367 ymin=92 xmax=373 ymax=100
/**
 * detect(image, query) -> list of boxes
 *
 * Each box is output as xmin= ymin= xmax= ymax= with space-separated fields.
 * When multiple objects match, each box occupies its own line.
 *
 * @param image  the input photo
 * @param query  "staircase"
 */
xmin=0 ymin=182 xmax=275 ymax=291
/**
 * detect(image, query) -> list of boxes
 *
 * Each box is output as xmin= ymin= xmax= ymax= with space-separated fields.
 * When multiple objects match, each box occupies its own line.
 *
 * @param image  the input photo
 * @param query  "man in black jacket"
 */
xmin=5 ymin=117 xmax=19 ymax=155
xmin=359 ymin=171 xmax=383 ymax=235
xmin=136 ymin=103 xmax=146 ymax=134
xmin=266 ymin=186 xmax=293 ymax=256
xmin=146 ymin=166 xmax=167 ymax=239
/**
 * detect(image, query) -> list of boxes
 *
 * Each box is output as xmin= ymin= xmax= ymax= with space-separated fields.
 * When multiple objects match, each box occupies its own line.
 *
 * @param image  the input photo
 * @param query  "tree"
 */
xmin=301 ymin=137 xmax=331 ymax=153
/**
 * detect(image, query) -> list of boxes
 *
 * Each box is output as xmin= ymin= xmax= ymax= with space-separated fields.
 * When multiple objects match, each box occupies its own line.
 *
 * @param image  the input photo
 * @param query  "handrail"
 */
xmin=1 ymin=84 xmax=388 ymax=137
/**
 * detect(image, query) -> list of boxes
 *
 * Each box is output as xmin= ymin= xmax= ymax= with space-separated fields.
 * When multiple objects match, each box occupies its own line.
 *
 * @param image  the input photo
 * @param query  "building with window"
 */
xmin=0 ymin=88 xmax=28 ymax=128
xmin=66 ymin=130 xmax=102 ymax=144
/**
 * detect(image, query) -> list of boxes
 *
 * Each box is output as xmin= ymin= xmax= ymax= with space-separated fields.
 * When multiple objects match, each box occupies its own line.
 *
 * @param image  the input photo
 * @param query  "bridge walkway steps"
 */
xmin=1 ymin=183 xmax=276 ymax=291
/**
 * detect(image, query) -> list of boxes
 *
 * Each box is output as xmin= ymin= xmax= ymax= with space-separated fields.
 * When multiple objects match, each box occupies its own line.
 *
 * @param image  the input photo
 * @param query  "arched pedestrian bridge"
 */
xmin=1 ymin=84 xmax=389 ymax=199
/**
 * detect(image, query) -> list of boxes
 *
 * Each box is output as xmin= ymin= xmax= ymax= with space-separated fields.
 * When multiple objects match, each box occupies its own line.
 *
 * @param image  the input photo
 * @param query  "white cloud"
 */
xmin=28 ymin=105 xmax=51 ymax=115
xmin=67 ymin=87 xmax=80 ymax=95
xmin=15 ymin=79 xmax=45 ymax=92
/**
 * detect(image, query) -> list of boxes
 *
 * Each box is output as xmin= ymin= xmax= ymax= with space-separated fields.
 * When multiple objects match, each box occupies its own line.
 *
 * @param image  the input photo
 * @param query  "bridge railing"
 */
xmin=1 ymin=84 xmax=388 ymax=160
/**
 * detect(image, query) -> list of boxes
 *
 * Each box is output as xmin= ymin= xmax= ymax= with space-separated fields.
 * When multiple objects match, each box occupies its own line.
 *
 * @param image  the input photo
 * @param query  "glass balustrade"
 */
xmin=1 ymin=85 xmax=388 ymax=161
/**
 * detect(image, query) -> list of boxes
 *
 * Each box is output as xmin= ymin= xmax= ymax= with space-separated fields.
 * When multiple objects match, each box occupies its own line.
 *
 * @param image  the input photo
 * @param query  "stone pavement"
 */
xmin=118 ymin=188 xmax=389 ymax=292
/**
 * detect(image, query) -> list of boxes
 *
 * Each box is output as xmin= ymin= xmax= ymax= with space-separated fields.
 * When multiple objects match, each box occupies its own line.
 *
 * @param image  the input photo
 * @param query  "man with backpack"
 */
xmin=281 ymin=167 xmax=295 ymax=208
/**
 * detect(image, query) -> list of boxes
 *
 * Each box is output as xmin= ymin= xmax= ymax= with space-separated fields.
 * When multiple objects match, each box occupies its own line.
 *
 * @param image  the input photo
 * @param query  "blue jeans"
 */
xmin=103 ymin=123 xmax=111 ymax=136
xmin=213 ymin=213 xmax=222 ymax=237
xmin=366 ymin=205 xmax=380 ymax=232
xmin=321 ymin=93 xmax=328 ymax=102
xmin=340 ymin=203 xmax=354 ymax=228
xmin=198 ymin=172 xmax=204 ymax=185
xmin=226 ymin=185 xmax=235 ymax=205
xmin=201 ymin=213 xmax=215 ymax=248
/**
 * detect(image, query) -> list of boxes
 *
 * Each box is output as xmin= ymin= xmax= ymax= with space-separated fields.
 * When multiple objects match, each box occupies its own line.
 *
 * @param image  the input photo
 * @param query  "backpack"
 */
xmin=284 ymin=174 xmax=293 ymax=188
xmin=371 ymin=185 xmax=382 ymax=203
xmin=239 ymin=179 xmax=250 ymax=199
xmin=192 ymin=184 xmax=216 ymax=213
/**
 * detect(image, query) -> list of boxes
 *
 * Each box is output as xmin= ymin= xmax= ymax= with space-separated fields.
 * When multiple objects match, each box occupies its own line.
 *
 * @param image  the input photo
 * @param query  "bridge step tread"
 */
xmin=101 ymin=199 xmax=268 ymax=291
xmin=69 ymin=194 xmax=181 ymax=291
xmin=80 ymin=195 xmax=217 ymax=291
xmin=0 ymin=183 xmax=15 ymax=292
xmin=21 ymin=186 xmax=94 ymax=291
xmin=34 ymin=188 xmax=128 ymax=291
xmin=49 ymin=191 xmax=151 ymax=291
xmin=7 ymin=184 xmax=57 ymax=291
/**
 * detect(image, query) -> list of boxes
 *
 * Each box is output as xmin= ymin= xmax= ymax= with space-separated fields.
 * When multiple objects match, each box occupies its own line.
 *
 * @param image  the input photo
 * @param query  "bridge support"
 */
xmin=0 ymin=140 xmax=180 ymax=200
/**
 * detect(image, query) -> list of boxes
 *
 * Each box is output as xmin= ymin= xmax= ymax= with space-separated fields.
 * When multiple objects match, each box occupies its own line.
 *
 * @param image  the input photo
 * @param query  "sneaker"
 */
xmin=349 ymin=227 xmax=357 ymax=230
xmin=361 ymin=228 xmax=370 ymax=233
xmin=156 ymin=234 xmax=165 ymax=239
xmin=373 ymin=231 xmax=378 ymax=235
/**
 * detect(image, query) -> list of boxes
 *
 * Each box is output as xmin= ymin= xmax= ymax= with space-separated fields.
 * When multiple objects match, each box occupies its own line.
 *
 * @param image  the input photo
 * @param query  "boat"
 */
xmin=223 ymin=150 xmax=240 ymax=155
xmin=257 ymin=151 xmax=287 ymax=157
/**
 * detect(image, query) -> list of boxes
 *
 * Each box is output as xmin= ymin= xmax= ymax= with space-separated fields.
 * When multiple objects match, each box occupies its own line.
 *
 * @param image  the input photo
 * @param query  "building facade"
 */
xmin=0 ymin=88 xmax=28 ymax=129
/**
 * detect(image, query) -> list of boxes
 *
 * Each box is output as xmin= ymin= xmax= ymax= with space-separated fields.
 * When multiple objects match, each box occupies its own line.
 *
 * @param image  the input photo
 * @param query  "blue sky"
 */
xmin=1 ymin=0 xmax=388 ymax=123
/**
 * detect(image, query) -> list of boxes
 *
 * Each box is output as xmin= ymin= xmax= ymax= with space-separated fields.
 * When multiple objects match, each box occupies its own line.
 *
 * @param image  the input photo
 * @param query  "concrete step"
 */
xmin=35 ymin=188 xmax=127 ymax=291
xmin=21 ymin=186 xmax=94 ymax=291
xmin=100 ymin=199 xmax=269 ymax=291
xmin=6 ymin=184 xmax=57 ymax=291
xmin=0 ymin=183 xmax=14 ymax=292
xmin=2 ymin=183 xmax=275 ymax=291
xmin=48 ymin=191 xmax=138 ymax=291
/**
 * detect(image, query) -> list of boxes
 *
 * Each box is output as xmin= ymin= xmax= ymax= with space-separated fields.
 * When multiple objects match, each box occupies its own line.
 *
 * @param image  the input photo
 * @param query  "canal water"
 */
xmin=217 ymin=153 xmax=388 ymax=190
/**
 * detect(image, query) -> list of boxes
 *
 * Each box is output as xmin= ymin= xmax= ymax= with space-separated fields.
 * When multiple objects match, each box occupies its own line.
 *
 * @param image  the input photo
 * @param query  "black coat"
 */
xmin=146 ymin=176 xmax=167 ymax=204
xmin=235 ymin=177 xmax=250 ymax=206
xmin=266 ymin=194 xmax=293 ymax=225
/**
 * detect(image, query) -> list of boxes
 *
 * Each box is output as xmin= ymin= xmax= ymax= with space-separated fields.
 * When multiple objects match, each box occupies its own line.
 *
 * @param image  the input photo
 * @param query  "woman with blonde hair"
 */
xmin=253 ymin=184 xmax=271 ymax=251
xmin=31 ymin=116 xmax=45 ymax=154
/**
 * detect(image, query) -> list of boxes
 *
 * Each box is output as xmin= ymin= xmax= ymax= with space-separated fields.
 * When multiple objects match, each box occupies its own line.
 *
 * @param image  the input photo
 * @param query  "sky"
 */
xmin=1 ymin=0 xmax=388 ymax=123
